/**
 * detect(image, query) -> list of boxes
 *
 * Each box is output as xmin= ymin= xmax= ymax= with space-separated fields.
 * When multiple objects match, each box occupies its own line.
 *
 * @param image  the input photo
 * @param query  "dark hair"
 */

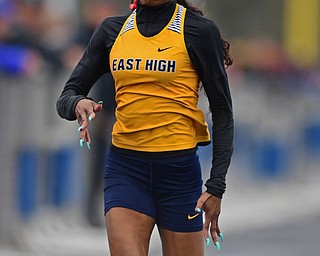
xmin=176 ymin=0 xmax=233 ymax=68
xmin=177 ymin=0 xmax=203 ymax=14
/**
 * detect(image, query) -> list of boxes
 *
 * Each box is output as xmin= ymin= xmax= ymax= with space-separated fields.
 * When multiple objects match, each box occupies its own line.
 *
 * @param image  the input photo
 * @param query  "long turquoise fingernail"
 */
xmin=196 ymin=207 xmax=201 ymax=213
xmin=98 ymin=100 xmax=103 ymax=104
xmin=205 ymin=238 xmax=210 ymax=247
xmin=80 ymin=139 xmax=84 ymax=148
xmin=86 ymin=142 xmax=91 ymax=150
xmin=77 ymin=126 xmax=82 ymax=132
xmin=88 ymin=116 xmax=92 ymax=122
xmin=215 ymin=241 xmax=221 ymax=251
xmin=219 ymin=232 xmax=224 ymax=242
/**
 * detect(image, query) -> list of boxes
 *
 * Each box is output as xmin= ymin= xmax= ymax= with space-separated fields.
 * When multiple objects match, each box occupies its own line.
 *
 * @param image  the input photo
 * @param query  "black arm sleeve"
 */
xmin=56 ymin=16 xmax=127 ymax=120
xmin=185 ymin=11 xmax=234 ymax=198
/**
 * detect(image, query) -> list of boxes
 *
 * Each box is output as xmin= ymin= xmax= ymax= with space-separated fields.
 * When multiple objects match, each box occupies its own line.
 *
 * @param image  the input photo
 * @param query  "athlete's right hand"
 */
xmin=75 ymin=99 xmax=103 ymax=148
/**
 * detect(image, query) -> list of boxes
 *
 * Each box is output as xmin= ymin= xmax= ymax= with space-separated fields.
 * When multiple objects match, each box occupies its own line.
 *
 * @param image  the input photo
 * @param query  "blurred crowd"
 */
xmin=0 ymin=0 xmax=119 ymax=76
xmin=231 ymin=37 xmax=320 ymax=100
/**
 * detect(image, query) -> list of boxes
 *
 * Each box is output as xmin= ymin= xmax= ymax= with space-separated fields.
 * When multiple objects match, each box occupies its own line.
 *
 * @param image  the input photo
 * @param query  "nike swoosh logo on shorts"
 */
xmin=158 ymin=46 xmax=173 ymax=52
xmin=187 ymin=212 xmax=200 ymax=220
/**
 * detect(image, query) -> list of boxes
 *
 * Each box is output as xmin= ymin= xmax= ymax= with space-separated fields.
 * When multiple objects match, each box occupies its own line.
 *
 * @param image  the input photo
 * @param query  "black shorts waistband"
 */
xmin=110 ymin=144 xmax=197 ymax=159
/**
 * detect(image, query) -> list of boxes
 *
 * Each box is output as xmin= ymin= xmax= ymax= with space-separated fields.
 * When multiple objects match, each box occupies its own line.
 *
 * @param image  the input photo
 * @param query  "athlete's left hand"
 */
xmin=195 ymin=192 xmax=222 ymax=250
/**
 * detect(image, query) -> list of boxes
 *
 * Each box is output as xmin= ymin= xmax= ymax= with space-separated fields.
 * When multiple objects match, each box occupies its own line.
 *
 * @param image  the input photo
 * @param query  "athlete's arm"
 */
xmin=56 ymin=16 xmax=127 ymax=121
xmin=185 ymin=11 xmax=234 ymax=199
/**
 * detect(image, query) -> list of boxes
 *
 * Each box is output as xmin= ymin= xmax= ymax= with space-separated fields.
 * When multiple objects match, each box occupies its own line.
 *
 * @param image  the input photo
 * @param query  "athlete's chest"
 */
xmin=109 ymin=5 xmax=192 ymax=84
xmin=110 ymin=31 xmax=184 ymax=74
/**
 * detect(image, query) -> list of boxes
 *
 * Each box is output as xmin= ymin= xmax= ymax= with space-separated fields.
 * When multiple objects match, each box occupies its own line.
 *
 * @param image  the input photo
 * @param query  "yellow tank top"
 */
xmin=109 ymin=4 xmax=210 ymax=152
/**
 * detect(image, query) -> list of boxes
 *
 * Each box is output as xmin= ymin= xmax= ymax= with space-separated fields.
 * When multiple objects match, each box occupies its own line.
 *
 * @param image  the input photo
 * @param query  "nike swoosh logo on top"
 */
xmin=158 ymin=46 xmax=173 ymax=52
xmin=187 ymin=212 xmax=200 ymax=220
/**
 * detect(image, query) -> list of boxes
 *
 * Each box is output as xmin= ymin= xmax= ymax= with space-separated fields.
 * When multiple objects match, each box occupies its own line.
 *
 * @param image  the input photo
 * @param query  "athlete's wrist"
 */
xmin=205 ymin=188 xmax=223 ymax=199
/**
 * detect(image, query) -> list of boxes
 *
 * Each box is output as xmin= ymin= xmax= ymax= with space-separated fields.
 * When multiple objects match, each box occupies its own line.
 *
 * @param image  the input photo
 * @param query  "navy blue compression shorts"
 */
xmin=104 ymin=148 xmax=203 ymax=232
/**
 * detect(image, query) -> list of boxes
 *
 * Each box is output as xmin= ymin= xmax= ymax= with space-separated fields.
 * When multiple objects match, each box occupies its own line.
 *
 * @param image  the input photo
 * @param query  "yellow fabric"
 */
xmin=109 ymin=4 xmax=210 ymax=152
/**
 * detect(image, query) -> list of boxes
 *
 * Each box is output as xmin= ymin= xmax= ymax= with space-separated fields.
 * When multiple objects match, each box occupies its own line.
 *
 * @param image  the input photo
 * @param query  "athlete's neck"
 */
xmin=136 ymin=0 xmax=176 ymax=37
xmin=139 ymin=0 xmax=172 ymax=7
xmin=136 ymin=0 xmax=175 ymax=21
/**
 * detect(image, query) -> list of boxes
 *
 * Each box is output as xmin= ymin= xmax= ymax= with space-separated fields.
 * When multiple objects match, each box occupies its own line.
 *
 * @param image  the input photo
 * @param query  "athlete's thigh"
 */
xmin=105 ymin=207 xmax=156 ymax=256
xmin=158 ymin=228 xmax=204 ymax=256
xmin=154 ymin=152 xmax=203 ymax=232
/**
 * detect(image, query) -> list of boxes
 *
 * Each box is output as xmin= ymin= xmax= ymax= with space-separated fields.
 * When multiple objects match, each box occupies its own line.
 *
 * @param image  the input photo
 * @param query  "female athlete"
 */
xmin=56 ymin=0 xmax=234 ymax=255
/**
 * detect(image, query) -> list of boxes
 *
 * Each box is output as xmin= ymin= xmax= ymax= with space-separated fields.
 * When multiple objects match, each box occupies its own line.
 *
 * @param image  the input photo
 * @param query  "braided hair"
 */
xmin=130 ymin=0 xmax=233 ymax=67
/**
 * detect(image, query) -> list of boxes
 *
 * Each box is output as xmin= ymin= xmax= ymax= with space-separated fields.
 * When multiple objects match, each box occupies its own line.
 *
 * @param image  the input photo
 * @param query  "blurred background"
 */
xmin=0 ymin=0 xmax=319 ymax=255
